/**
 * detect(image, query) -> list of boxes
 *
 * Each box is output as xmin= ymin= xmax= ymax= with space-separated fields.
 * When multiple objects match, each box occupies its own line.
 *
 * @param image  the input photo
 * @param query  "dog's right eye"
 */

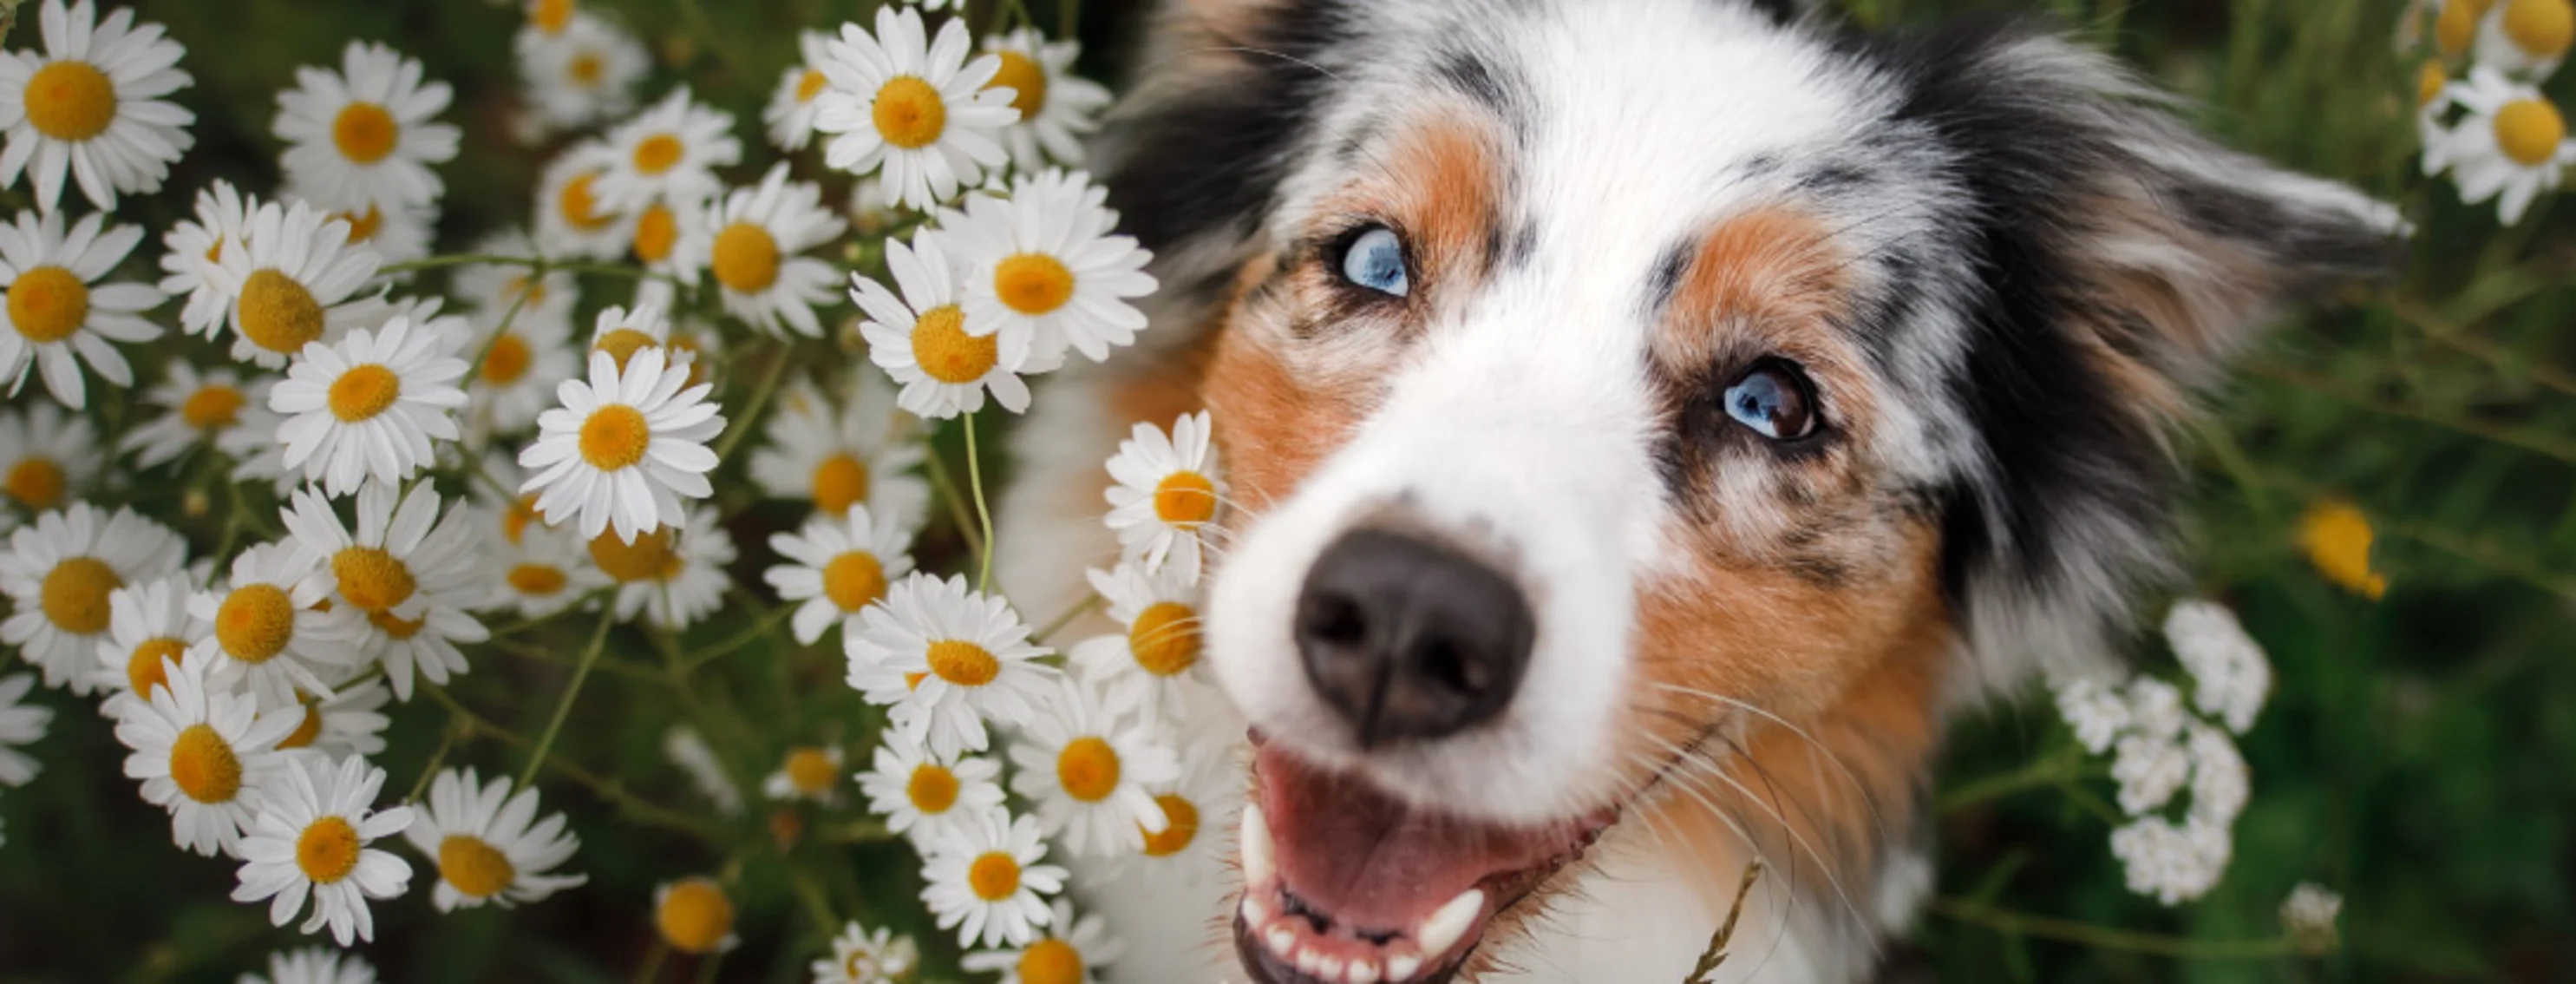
xmin=1337 ymin=226 xmax=1410 ymax=297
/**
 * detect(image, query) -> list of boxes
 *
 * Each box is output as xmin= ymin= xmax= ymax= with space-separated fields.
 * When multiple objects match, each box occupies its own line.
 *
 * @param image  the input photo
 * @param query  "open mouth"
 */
xmin=1233 ymin=738 xmax=1617 ymax=984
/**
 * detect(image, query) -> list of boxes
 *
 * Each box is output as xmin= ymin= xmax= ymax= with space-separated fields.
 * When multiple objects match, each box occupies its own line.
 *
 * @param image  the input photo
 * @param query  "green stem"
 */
xmin=375 ymin=252 xmax=658 ymax=282
xmin=1032 ymin=593 xmax=1103 ymax=644
xmin=417 ymin=681 xmax=723 ymax=841
xmin=469 ymin=261 xmax=539 ymax=384
xmin=920 ymin=436 xmax=988 ymax=558
xmin=632 ymin=941 xmax=669 ymax=984
xmin=518 ymin=609 xmax=618 ymax=788
xmin=2245 ymin=363 xmax=2576 ymax=464
xmin=789 ymin=871 xmax=839 ymax=933
xmin=1936 ymin=750 xmax=2093 ymax=814
xmin=708 ymin=344 xmax=794 ymax=463
xmin=964 ymin=411 xmax=998 ymax=592
xmin=1927 ymin=896 xmax=2305 ymax=960
xmin=678 ymin=600 xmax=800 ymax=674
xmin=403 ymin=719 xmax=462 ymax=804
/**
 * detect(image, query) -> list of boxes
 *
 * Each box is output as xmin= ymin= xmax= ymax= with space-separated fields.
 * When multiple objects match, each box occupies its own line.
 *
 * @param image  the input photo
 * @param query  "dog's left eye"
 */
xmin=1721 ymin=361 xmax=1817 ymax=441
xmin=1337 ymin=226 xmax=1410 ymax=297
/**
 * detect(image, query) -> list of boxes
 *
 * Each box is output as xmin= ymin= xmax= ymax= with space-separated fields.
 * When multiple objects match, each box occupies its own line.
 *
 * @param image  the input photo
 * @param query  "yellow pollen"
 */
xmin=910 ymin=305 xmax=996 ymax=384
xmin=335 ymin=206 xmax=385 ymax=244
xmin=1017 ymin=938 xmax=1084 ymax=984
xmin=822 ymin=551 xmax=886 ymax=613
xmin=2419 ymin=63 xmax=2450 ymax=108
xmin=578 ymin=404 xmax=651 ymax=470
xmin=795 ymin=68 xmax=829 ymax=103
xmin=811 ymin=454 xmax=870 ymax=515
xmin=332 ymin=546 xmax=417 ymax=613
xmin=631 ymin=134 xmax=683 ymax=175
xmin=2503 ymin=0 xmax=2574 ymax=57
xmin=904 ymin=671 xmax=927 ymax=690
xmin=368 ymin=608 xmax=427 ymax=640
xmin=1153 ymin=470 xmax=1218 ymax=528
xmin=657 ymin=878 xmax=736 ymax=954
xmin=925 ymin=640 xmax=1000 ymax=687
xmin=297 ymin=816 xmax=362 ymax=883
xmin=992 ymin=253 xmax=1076 ymax=317
xmin=482 ymin=333 xmax=533 ymax=385
xmin=567 ymin=52 xmax=605 ymax=86
xmin=985 ymin=50 xmax=1049 ymax=121
xmin=3 ymin=456 xmax=64 ymax=509
xmin=593 ymin=328 xmax=659 ymax=372
xmin=278 ymin=692 xmax=325 ymax=749
xmin=1128 ymin=601 xmax=1202 ymax=677
xmin=872 ymin=75 xmax=947 ymax=149
xmin=502 ymin=494 xmax=540 ymax=546
xmin=1141 ymin=793 xmax=1201 ymax=856
xmin=215 ymin=583 xmax=298 ymax=664
xmin=1056 ymin=737 xmax=1121 ymax=803
xmin=2438 ymin=0 xmax=2487 ymax=54
xmin=966 ymin=851 xmax=1021 ymax=902
xmin=125 ymin=638 xmax=187 ymax=696
xmin=590 ymin=527 xmax=676 ymax=582
xmin=531 ymin=0 xmax=576 ymax=33
xmin=710 ymin=222 xmax=781 ymax=293
xmin=632 ymin=203 xmax=678 ymax=264
xmin=181 ymin=384 xmax=246 ymax=430
xmin=327 ymin=364 xmax=402 ymax=423
xmin=169 ymin=724 xmax=243 ymax=804
xmin=2494 ymin=98 xmax=2566 ymax=167
xmin=2298 ymin=500 xmax=2388 ymax=600
xmin=508 ymin=563 xmax=569 ymax=596
xmin=559 ymin=173 xmax=614 ymax=232
xmin=331 ymin=102 xmax=399 ymax=165
xmin=439 ymin=835 xmax=517 ymax=898
xmin=9 ymin=266 xmax=88 ymax=343
xmin=239 ymin=269 xmax=327 ymax=355
xmin=40 ymin=556 xmax=118 ymax=634
xmin=783 ymin=747 xmax=839 ymax=793
xmin=906 ymin=763 xmax=959 ymax=813
xmin=23 ymin=61 xmax=115 ymax=141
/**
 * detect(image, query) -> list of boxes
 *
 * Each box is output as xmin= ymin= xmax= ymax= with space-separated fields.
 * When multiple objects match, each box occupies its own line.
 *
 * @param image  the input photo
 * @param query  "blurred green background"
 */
xmin=0 ymin=0 xmax=2572 ymax=981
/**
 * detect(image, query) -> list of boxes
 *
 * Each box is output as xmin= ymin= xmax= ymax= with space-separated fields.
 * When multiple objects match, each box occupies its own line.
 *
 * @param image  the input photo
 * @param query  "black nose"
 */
xmin=1293 ymin=529 xmax=1535 ymax=748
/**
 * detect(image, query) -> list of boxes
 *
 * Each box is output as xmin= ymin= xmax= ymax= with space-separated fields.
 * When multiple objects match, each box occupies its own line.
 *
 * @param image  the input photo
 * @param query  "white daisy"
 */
xmin=856 ymin=733 xmax=1005 ymax=850
xmin=0 ymin=208 xmax=163 ymax=409
xmin=402 ymin=766 xmax=587 ymax=910
xmin=121 ymin=363 xmax=259 ymax=469
xmin=762 ymin=744 xmax=847 ymax=804
xmin=1102 ymin=411 xmax=1222 ymax=582
xmin=0 ymin=503 xmax=187 ymax=692
xmin=297 ymin=194 xmax=437 ymax=271
xmin=749 ymin=372 xmax=932 ymax=528
xmin=980 ymin=29 xmax=1112 ymax=173
xmin=231 ymin=755 xmax=415 ymax=945
xmin=91 ymin=574 xmax=200 ymax=709
xmin=592 ymin=87 xmax=741 ymax=213
xmin=847 ymin=572 xmax=1061 ymax=759
xmin=1070 ymin=561 xmax=1207 ymax=725
xmin=675 ymin=162 xmax=847 ymax=338
xmin=186 ymin=540 xmax=358 ymax=708
xmin=2429 ymin=68 xmax=2572 ymax=224
xmin=766 ymin=503 xmax=919 ymax=646
xmin=1128 ymin=739 xmax=1239 ymax=870
xmin=948 ymin=169 xmax=1157 ymax=364
xmin=813 ymin=922 xmax=920 ymax=984
xmin=961 ymin=898 xmax=1127 ymax=984
xmin=268 ymin=669 xmax=391 ymax=763
xmin=279 ymin=482 xmax=491 ymax=700
xmin=109 ymin=653 xmax=300 ymax=856
xmin=1009 ymin=678 xmax=1181 ymax=858
xmin=533 ymin=141 xmax=631 ymax=261
xmin=766 ymin=30 xmax=836 ymax=153
xmin=664 ymin=725 xmax=744 ymax=816
xmin=205 ymin=199 xmax=387 ymax=368
xmin=239 ymin=947 xmax=378 ymax=984
xmin=812 ymin=5 xmax=1016 ymax=209
xmin=452 ymin=233 xmax=576 ymax=331
xmin=0 ymin=401 xmax=97 ymax=518
xmin=2475 ymin=0 xmax=2572 ymax=77
xmin=268 ymin=315 xmax=470 ymax=496
xmin=485 ymin=520 xmax=608 ymax=619
xmin=919 ymin=808 xmax=1068 ymax=948
xmin=518 ymin=12 xmax=651 ymax=134
xmin=584 ymin=294 xmax=689 ymax=373
xmin=848 ymin=174 xmax=899 ymax=235
xmin=624 ymin=190 xmax=704 ymax=276
xmin=521 ymin=340 xmax=724 ymax=542
xmin=464 ymin=295 xmax=579 ymax=438
xmin=0 ymin=672 xmax=53 ymax=788
xmin=274 ymin=42 xmax=457 ymax=212
xmin=0 ymin=0 xmax=195 ymax=213
xmin=856 ymin=231 xmax=1037 ymax=419
xmin=591 ymin=506 xmax=734 ymax=629
xmin=221 ymin=399 xmax=302 ymax=496
xmin=515 ymin=0 xmax=580 ymax=55
xmin=162 ymin=180 xmax=259 ymax=338
xmin=654 ymin=876 xmax=740 ymax=954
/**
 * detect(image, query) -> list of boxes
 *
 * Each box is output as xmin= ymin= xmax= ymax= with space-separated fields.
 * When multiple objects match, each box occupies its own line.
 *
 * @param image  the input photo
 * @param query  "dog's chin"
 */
xmin=1232 ymin=737 xmax=1617 ymax=984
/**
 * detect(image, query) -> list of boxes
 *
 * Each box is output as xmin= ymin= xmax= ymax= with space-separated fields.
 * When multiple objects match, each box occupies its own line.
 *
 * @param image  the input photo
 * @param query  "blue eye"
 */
xmin=1338 ymin=226 xmax=1409 ymax=297
xmin=1721 ymin=363 xmax=1817 ymax=440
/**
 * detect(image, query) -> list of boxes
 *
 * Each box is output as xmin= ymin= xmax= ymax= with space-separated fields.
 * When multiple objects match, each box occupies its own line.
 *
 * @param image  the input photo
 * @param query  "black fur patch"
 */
xmin=1433 ymin=46 xmax=1520 ymax=117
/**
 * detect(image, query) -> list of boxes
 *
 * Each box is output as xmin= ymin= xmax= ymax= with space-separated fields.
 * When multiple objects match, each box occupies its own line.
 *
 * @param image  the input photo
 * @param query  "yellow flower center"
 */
xmin=2494 ymin=98 xmax=2566 ymax=167
xmin=502 ymin=494 xmax=540 ymax=546
xmin=2503 ymin=0 xmax=2574 ymax=57
xmin=331 ymin=102 xmax=399 ymax=165
xmin=507 ymin=562 xmax=569 ymax=596
xmin=125 ymin=638 xmax=186 ymax=695
xmin=590 ymin=526 xmax=676 ymax=582
xmin=811 ymin=454 xmax=870 ymax=515
xmin=1017 ymin=938 xmax=1084 ymax=984
xmin=439 ymin=834 xmax=517 ymax=898
xmin=657 ymin=879 xmax=735 ymax=954
xmin=593 ymin=328 xmax=659 ymax=372
xmin=784 ymin=747 xmax=839 ymax=793
xmin=1153 ymin=470 xmax=1217 ymax=528
xmin=23 ymin=61 xmax=115 ymax=142
xmin=40 ymin=556 xmax=118 ymax=634
xmin=910 ymin=305 xmax=996 ymax=384
xmin=822 ymin=551 xmax=886 ymax=613
xmin=169 ymin=724 xmax=243 ymax=804
xmin=531 ymin=0 xmax=576 ymax=33
xmin=327 ymin=364 xmax=402 ymax=423
xmin=710 ymin=222 xmax=781 ymax=293
xmin=9 ymin=266 xmax=88 ymax=343
xmin=578 ymin=404 xmax=651 ymax=470
xmin=871 ymin=75 xmax=947 ymax=149
xmin=631 ymin=134 xmax=683 ymax=175
xmin=215 ymin=583 xmax=298 ymax=664
xmin=906 ymin=763 xmax=959 ymax=813
xmin=1056 ymin=737 xmax=1121 ymax=803
xmin=332 ymin=546 xmax=417 ymax=613
xmin=1128 ymin=601 xmax=1202 ymax=677
xmin=3 ymin=456 xmax=64 ymax=509
xmin=632 ymin=202 xmax=678 ymax=264
xmin=2437 ymin=0 xmax=2488 ymax=54
xmin=482 ymin=333 xmax=533 ymax=385
xmin=278 ymin=692 xmax=325 ymax=750
xmin=297 ymin=816 xmax=363 ymax=883
xmin=334 ymin=206 xmax=385 ymax=245
xmin=966 ymin=851 xmax=1021 ymax=902
xmin=2419 ymin=63 xmax=2449 ymax=109
xmin=1141 ymin=793 xmax=1201 ymax=857
xmin=795 ymin=68 xmax=829 ymax=104
xmin=2298 ymin=501 xmax=2388 ymax=600
xmin=567 ymin=52 xmax=605 ymax=86
xmin=368 ymin=608 xmax=427 ymax=640
xmin=181 ymin=384 xmax=246 ymax=430
xmin=986 ymin=49 xmax=1049 ymax=121
xmin=925 ymin=640 xmax=1001 ymax=687
xmin=559 ymin=173 xmax=614 ymax=232
xmin=993 ymin=253 xmax=1076 ymax=316
xmin=239 ymin=268 xmax=327 ymax=355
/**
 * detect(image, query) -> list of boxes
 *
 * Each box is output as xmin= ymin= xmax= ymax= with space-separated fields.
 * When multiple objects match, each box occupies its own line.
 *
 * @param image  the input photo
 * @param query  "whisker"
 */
xmin=1650 ymin=681 xmax=1893 ymax=845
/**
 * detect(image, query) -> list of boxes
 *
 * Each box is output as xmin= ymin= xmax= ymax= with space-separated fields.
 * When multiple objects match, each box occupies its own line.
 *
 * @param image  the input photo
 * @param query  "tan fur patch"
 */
xmin=1317 ymin=113 xmax=1505 ymax=299
xmin=1657 ymin=207 xmax=1851 ymax=369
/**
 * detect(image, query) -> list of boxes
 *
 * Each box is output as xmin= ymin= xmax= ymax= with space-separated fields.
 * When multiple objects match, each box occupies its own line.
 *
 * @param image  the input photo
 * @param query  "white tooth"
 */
xmin=1267 ymin=925 xmax=1298 ymax=959
xmin=1241 ymin=804 xmax=1278 ymax=887
xmin=1346 ymin=958 xmax=1381 ymax=984
xmin=1242 ymin=895 xmax=1272 ymax=929
xmin=1317 ymin=954 xmax=1346 ymax=981
xmin=1385 ymin=954 xmax=1422 ymax=982
xmin=1296 ymin=948 xmax=1328 ymax=977
xmin=1415 ymin=888 xmax=1484 ymax=958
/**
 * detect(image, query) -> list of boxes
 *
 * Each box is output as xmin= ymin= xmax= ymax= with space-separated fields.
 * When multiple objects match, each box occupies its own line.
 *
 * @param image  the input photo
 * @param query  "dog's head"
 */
xmin=1097 ymin=1 xmax=2400 ymax=981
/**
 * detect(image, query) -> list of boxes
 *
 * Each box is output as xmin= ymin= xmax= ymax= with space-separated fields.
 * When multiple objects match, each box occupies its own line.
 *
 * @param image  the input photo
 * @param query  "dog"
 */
xmin=994 ymin=0 xmax=2403 ymax=981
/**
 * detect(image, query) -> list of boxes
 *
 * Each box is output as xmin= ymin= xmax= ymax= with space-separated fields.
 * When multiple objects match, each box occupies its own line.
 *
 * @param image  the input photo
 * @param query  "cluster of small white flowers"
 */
xmin=2279 ymin=881 xmax=2345 ymax=954
xmin=2416 ymin=0 xmax=2573 ymax=223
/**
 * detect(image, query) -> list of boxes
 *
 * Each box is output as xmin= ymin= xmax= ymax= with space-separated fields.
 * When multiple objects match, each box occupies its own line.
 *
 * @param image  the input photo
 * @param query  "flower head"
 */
xmin=857 ymin=731 xmax=1005 ymax=849
xmin=947 ymin=169 xmax=1157 ymax=364
xmin=979 ymin=29 xmax=1112 ymax=173
xmin=0 ymin=0 xmax=196 ymax=213
xmin=1008 ymin=678 xmax=1183 ymax=858
xmin=813 ymin=5 xmax=1016 ymax=209
xmin=517 ymin=12 xmax=651 ymax=134
xmin=205 ymin=200 xmax=386 ymax=368
xmin=762 ymin=745 xmax=847 ymax=804
xmin=919 ymin=808 xmax=1068 ymax=948
xmin=856 ymin=231 xmax=1039 ymax=418
xmin=592 ymin=506 xmax=734 ymax=629
xmin=239 ymin=947 xmax=378 ymax=984
xmin=749 ymin=372 xmax=931 ymax=528
xmin=766 ymin=30 xmax=836 ymax=153
xmin=109 ymin=653 xmax=300 ymax=856
xmin=273 ymin=42 xmax=458 ymax=212
xmin=653 ymin=876 xmax=739 ymax=954
xmin=847 ymin=572 xmax=1061 ymax=759
xmin=2297 ymin=498 xmax=2389 ymax=600
xmin=269 ymin=315 xmax=470 ymax=495
xmin=960 ymin=898 xmax=1126 ymax=984
xmin=0 ymin=401 xmax=97 ymax=519
xmin=2424 ymin=69 xmax=2572 ymax=225
xmin=813 ymin=922 xmax=920 ymax=984
xmin=0 ymin=208 xmax=164 ymax=408
xmin=279 ymin=482 xmax=490 ymax=699
xmin=592 ymin=87 xmax=741 ymax=213
xmin=1072 ymin=561 xmax=1209 ymax=724
xmin=231 ymin=755 xmax=415 ymax=945
xmin=2280 ymin=882 xmax=2344 ymax=954
xmin=401 ymin=767 xmax=587 ymax=910
xmin=185 ymin=541 xmax=358 ymax=708
xmin=1102 ymin=411 xmax=1223 ymax=582
xmin=122 ymin=363 xmax=263 ymax=469
xmin=161 ymin=180 xmax=259 ymax=338
xmin=675 ymin=162 xmax=847 ymax=338
xmin=0 ymin=503 xmax=187 ymax=692
xmin=521 ymin=323 xmax=725 ymax=542
xmin=767 ymin=503 xmax=919 ymax=646
xmin=2161 ymin=600 xmax=2272 ymax=735
xmin=0 ymin=672 xmax=54 ymax=789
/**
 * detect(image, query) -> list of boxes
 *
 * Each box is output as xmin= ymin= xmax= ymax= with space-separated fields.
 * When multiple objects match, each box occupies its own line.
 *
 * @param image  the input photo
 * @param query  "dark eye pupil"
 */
xmin=1721 ymin=364 xmax=1813 ymax=440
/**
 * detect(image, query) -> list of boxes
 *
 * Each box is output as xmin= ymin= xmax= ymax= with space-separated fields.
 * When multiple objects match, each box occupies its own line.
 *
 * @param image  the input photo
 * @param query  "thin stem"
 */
xmin=417 ymin=681 xmax=723 ymax=841
xmin=2384 ymin=295 xmax=2576 ymax=401
xmin=402 ymin=719 xmax=462 ymax=804
xmin=377 ymin=253 xmax=538 ymax=275
xmin=789 ymin=871 xmax=839 ymax=933
xmin=709 ymin=344 xmax=794 ymax=463
xmin=469 ymin=261 xmax=539 ymax=384
xmin=678 ymin=600 xmax=801 ymax=674
xmin=518 ymin=609 xmax=618 ymax=788
xmin=1937 ymin=747 xmax=2094 ymax=814
xmin=632 ymin=941 xmax=669 ymax=984
xmin=1927 ymin=896 xmax=2304 ymax=960
xmin=690 ymin=951 xmax=724 ymax=984
xmin=920 ymin=438 xmax=988 ymax=558
xmin=2245 ymin=363 xmax=2576 ymax=464
xmin=1032 ymin=593 xmax=1103 ymax=644
xmin=964 ymin=411 xmax=998 ymax=592
xmin=489 ymin=636 xmax=666 ymax=685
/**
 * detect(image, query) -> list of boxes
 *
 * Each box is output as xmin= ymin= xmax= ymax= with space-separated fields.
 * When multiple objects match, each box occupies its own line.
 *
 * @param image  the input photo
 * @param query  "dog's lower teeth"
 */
xmin=1346 ymin=957 xmax=1382 ymax=984
xmin=1415 ymin=887 xmax=1483 ymax=958
xmin=1267 ymin=924 xmax=1298 ymax=959
xmin=1241 ymin=803 xmax=1278 ymax=888
xmin=1296 ymin=947 xmax=1327 ymax=977
xmin=1385 ymin=953 xmax=1422 ymax=982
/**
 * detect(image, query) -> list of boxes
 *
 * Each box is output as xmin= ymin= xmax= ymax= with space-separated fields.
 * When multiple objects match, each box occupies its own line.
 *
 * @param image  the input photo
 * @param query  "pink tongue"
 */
xmin=1258 ymin=745 xmax=1551 ymax=931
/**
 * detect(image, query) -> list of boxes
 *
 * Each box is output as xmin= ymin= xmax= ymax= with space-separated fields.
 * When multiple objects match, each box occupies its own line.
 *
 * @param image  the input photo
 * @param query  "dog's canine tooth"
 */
xmin=1345 ymin=957 xmax=1382 ymax=984
xmin=1415 ymin=888 xmax=1483 ymax=958
xmin=1267 ymin=924 xmax=1298 ymax=959
xmin=1241 ymin=895 xmax=1272 ymax=930
xmin=1241 ymin=804 xmax=1278 ymax=887
xmin=1383 ymin=953 xmax=1422 ymax=982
